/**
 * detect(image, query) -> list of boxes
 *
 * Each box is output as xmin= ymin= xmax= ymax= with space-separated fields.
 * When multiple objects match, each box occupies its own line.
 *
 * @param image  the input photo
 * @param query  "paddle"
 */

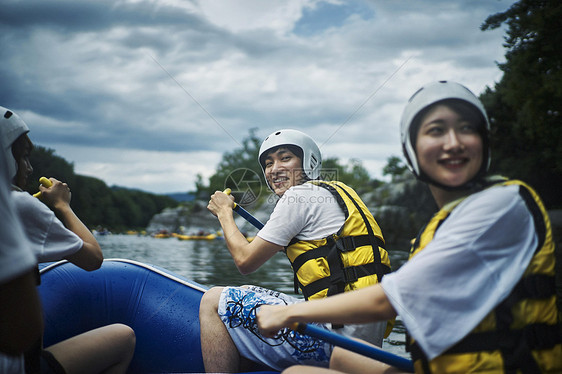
xmin=292 ymin=322 xmax=414 ymax=373
xmin=33 ymin=177 xmax=53 ymax=198
xmin=223 ymin=188 xmax=264 ymax=229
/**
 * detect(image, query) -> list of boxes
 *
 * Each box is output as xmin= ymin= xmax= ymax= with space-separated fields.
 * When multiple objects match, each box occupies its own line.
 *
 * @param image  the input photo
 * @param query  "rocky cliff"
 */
xmin=146 ymin=196 xmax=276 ymax=236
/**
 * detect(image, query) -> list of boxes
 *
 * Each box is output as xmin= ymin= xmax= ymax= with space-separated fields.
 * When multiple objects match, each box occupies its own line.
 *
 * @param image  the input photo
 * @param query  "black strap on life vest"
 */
xmin=291 ymin=235 xmax=389 ymax=300
xmin=518 ymin=184 xmax=546 ymax=253
xmin=493 ymin=184 xmax=554 ymax=373
xmin=408 ymin=323 xmax=562 ymax=374
xmin=331 ymin=183 xmax=387 ymax=288
xmin=406 ymin=339 xmax=432 ymax=374
xmin=289 ymin=182 xmax=388 ymax=301
xmin=421 ymin=323 xmax=562 ymax=366
xmin=300 ymin=260 xmax=390 ymax=300
xmin=291 ymin=235 xmax=384 ymax=274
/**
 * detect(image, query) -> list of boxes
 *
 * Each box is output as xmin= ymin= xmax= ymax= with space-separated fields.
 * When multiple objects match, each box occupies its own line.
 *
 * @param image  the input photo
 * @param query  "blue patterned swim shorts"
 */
xmin=218 ymin=286 xmax=332 ymax=371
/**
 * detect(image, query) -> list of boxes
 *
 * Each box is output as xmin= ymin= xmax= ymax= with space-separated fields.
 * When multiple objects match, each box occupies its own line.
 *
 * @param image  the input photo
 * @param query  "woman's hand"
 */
xmin=39 ymin=178 xmax=71 ymax=210
xmin=257 ymin=304 xmax=293 ymax=338
xmin=207 ymin=191 xmax=235 ymax=218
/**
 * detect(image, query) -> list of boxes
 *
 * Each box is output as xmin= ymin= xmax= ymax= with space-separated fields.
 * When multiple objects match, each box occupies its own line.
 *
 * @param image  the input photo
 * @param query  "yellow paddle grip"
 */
xmin=222 ymin=188 xmax=238 ymax=208
xmin=33 ymin=177 xmax=53 ymax=198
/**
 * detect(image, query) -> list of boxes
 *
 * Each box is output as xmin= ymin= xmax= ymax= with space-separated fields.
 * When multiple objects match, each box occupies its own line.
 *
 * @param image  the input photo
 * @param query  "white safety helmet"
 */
xmin=400 ymin=81 xmax=490 ymax=188
xmin=0 ymin=106 xmax=30 ymax=181
xmin=258 ymin=129 xmax=322 ymax=191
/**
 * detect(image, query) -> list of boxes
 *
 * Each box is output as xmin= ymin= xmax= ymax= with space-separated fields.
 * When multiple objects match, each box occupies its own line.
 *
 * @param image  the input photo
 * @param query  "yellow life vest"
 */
xmin=407 ymin=179 xmax=562 ymax=373
xmin=285 ymin=181 xmax=391 ymax=301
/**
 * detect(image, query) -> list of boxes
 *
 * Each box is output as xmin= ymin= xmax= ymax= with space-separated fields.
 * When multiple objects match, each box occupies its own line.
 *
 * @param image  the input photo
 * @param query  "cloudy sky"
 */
xmin=1 ymin=0 xmax=516 ymax=194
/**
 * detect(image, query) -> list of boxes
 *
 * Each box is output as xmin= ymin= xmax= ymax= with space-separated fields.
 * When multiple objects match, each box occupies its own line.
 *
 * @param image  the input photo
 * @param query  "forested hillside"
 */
xmin=24 ymin=146 xmax=177 ymax=231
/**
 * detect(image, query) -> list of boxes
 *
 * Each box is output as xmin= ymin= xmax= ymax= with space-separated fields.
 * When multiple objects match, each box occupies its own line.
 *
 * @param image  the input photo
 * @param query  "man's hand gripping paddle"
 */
xmin=223 ymin=188 xmax=264 ymax=230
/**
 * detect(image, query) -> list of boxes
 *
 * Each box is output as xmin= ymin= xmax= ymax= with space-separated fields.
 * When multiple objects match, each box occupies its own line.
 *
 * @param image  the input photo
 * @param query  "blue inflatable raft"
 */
xmin=38 ymin=259 xmax=277 ymax=373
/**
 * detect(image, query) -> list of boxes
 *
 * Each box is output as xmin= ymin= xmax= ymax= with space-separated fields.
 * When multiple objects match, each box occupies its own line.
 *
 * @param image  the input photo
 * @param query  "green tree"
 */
xmin=321 ymin=157 xmax=376 ymax=193
xmin=382 ymin=156 xmax=408 ymax=180
xmin=199 ymin=128 xmax=263 ymax=205
xmin=481 ymin=0 xmax=562 ymax=207
xmin=112 ymin=190 xmax=144 ymax=228
xmin=73 ymin=175 xmax=114 ymax=225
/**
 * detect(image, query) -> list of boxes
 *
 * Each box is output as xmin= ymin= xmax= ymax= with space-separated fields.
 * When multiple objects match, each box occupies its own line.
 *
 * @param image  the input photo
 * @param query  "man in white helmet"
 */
xmin=256 ymin=82 xmax=561 ymax=373
xmin=202 ymin=129 xmax=392 ymax=372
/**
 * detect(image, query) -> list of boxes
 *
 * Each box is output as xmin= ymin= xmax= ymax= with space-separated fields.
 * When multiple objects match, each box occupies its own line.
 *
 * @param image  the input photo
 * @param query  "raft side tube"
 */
xmin=39 ymin=259 xmax=206 ymax=373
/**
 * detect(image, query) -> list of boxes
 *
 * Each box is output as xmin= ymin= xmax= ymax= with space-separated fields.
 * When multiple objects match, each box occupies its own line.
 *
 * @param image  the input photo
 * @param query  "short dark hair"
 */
xmin=260 ymin=144 xmax=303 ymax=167
xmin=11 ymin=133 xmax=33 ymax=163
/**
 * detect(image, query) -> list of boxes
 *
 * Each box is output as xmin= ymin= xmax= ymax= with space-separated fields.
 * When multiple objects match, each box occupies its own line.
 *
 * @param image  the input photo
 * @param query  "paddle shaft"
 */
xmin=223 ymin=189 xmax=264 ymax=230
xmin=233 ymin=204 xmax=264 ymax=230
xmin=295 ymin=323 xmax=414 ymax=373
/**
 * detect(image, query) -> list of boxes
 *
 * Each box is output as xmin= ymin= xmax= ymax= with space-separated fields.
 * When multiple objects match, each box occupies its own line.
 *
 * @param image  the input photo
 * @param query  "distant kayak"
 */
xmin=174 ymin=233 xmax=218 ymax=241
xmin=153 ymin=233 xmax=173 ymax=238
xmin=152 ymin=229 xmax=173 ymax=238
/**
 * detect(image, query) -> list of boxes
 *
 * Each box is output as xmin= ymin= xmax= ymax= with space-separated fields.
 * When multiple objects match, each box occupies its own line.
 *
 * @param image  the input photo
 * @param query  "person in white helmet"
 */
xmin=1 ymin=106 xmax=136 ymax=374
xmin=256 ymin=82 xmax=561 ymax=373
xmin=202 ymin=129 xmax=392 ymax=372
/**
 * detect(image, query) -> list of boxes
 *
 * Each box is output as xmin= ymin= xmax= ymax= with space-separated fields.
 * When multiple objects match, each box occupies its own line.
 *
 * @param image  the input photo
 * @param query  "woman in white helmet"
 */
xmin=256 ymin=82 xmax=561 ymax=373
xmin=1 ymin=106 xmax=136 ymax=374
xmin=202 ymin=129 xmax=392 ymax=372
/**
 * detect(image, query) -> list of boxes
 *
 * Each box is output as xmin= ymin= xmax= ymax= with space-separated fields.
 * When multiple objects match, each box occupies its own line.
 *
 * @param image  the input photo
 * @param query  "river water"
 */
xmin=97 ymin=233 xmax=410 ymax=359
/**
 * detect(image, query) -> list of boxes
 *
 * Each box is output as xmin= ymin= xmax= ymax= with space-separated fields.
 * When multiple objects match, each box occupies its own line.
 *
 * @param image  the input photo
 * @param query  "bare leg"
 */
xmin=330 ymin=346 xmax=405 ymax=374
xmin=45 ymin=323 xmax=135 ymax=374
xmin=282 ymin=344 xmax=397 ymax=374
xmin=283 ymin=366 xmax=344 ymax=373
xmin=199 ymin=287 xmax=240 ymax=373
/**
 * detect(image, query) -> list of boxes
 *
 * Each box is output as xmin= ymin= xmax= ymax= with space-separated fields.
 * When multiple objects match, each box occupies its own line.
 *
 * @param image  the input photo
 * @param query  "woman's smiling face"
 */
xmin=415 ymin=104 xmax=483 ymax=189
xmin=263 ymin=147 xmax=304 ymax=196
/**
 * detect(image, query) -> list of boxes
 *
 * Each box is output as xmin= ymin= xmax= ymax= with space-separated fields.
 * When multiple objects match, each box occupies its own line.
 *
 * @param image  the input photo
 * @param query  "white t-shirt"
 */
xmin=11 ymin=191 xmax=83 ymax=263
xmin=257 ymin=183 xmax=345 ymax=246
xmin=0 ymin=159 xmax=36 ymax=374
xmin=381 ymin=184 xmax=537 ymax=360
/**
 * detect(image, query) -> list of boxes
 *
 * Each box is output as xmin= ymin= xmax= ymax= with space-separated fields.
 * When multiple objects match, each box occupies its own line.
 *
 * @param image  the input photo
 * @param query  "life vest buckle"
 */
xmin=343 ymin=266 xmax=359 ymax=283
xmin=335 ymin=236 xmax=356 ymax=252
xmin=326 ymin=234 xmax=337 ymax=247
